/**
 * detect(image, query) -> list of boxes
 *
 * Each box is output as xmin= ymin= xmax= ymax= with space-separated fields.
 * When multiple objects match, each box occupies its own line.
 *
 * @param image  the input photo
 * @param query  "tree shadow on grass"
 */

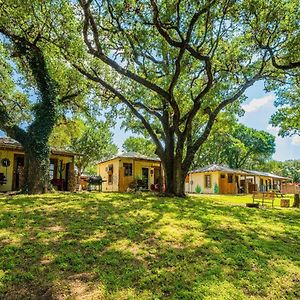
xmin=0 ymin=193 xmax=299 ymax=299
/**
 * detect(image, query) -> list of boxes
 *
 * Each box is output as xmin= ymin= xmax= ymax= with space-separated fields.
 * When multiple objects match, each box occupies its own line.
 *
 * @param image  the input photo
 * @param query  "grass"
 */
xmin=192 ymin=193 xmax=295 ymax=206
xmin=0 ymin=192 xmax=299 ymax=299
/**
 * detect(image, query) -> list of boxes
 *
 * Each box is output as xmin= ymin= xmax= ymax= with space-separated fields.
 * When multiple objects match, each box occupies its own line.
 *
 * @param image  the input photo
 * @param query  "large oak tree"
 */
xmin=0 ymin=0 xmax=88 ymax=193
xmin=58 ymin=0 xmax=300 ymax=196
xmin=2 ymin=0 xmax=299 ymax=196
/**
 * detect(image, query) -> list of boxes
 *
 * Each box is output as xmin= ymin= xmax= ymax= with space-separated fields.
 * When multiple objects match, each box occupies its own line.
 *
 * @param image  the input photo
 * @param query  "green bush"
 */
xmin=214 ymin=183 xmax=219 ymax=194
xmin=195 ymin=184 xmax=201 ymax=193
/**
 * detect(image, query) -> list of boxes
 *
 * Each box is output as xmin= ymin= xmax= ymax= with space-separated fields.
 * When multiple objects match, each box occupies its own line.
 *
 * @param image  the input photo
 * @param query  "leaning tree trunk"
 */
xmin=23 ymin=143 xmax=51 ymax=194
xmin=293 ymin=194 xmax=300 ymax=208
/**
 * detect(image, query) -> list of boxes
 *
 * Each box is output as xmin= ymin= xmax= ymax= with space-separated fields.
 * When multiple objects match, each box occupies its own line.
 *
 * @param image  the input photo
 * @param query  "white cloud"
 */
xmin=266 ymin=125 xmax=280 ymax=135
xmin=291 ymin=136 xmax=300 ymax=146
xmin=242 ymin=95 xmax=275 ymax=113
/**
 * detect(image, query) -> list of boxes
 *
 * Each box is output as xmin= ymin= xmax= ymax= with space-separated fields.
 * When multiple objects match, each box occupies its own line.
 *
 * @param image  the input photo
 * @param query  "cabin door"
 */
xmin=65 ymin=162 xmax=70 ymax=191
xmin=13 ymin=155 xmax=25 ymax=191
xmin=219 ymin=174 xmax=227 ymax=194
xmin=142 ymin=168 xmax=149 ymax=189
xmin=119 ymin=163 xmax=134 ymax=192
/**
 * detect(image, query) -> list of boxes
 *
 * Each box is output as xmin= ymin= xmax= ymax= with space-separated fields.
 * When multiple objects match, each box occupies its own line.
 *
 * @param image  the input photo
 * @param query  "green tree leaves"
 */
xmin=194 ymin=119 xmax=275 ymax=169
xmin=50 ymin=118 xmax=118 ymax=175
xmin=122 ymin=136 xmax=157 ymax=157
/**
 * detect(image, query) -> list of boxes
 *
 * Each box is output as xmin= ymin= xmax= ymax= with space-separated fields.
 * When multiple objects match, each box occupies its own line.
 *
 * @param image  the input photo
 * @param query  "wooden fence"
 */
xmin=282 ymin=183 xmax=300 ymax=194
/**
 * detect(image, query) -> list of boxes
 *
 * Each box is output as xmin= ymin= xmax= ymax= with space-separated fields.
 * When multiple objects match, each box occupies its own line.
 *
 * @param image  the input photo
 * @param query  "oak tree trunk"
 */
xmin=23 ymin=144 xmax=51 ymax=194
xmin=162 ymin=156 xmax=188 ymax=197
xmin=293 ymin=194 xmax=300 ymax=208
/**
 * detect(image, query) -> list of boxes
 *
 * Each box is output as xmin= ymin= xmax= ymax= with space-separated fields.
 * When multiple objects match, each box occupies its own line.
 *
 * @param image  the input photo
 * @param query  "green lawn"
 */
xmin=0 ymin=192 xmax=299 ymax=299
xmin=191 ymin=193 xmax=295 ymax=207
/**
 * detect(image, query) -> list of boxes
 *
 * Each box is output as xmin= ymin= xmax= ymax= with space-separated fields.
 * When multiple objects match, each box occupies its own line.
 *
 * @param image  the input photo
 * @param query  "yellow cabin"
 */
xmin=0 ymin=137 xmax=77 ymax=192
xmin=97 ymin=152 xmax=162 ymax=192
xmin=185 ymin=164 xmax=289 ymax=194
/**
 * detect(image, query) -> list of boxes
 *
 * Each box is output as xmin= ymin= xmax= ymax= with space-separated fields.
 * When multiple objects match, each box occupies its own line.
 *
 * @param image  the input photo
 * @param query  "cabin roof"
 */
xmin=189 ymin=164 xmax=248 ymax=175
xmin=0 ymin=137 xmax=78 ymax=157
xmin=98 ymin=152 xmax=161 ymax=164
xmin=242 ymin=169 xmax=290 ymax=180
xmin=189 ymin=164 xmax=290 ymax=179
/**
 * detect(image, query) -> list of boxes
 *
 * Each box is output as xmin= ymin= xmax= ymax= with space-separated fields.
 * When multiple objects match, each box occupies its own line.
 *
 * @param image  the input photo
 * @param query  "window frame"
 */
xmin=108 ymin=174 xmax=113 ymax=185
xmin=204 ymin=174 xmax=212 ymax=188
xmin=49 ymin=159 xmax=57 ymax=180
xmin=123 ymin=163 xmax=133 ymax=177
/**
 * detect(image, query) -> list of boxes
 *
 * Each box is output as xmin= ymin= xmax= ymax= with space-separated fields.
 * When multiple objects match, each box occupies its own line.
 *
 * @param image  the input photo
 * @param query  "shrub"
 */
xmin=195 ymin=184 xmax=201 ymax=193
xmin=214 ymin=183 xmax=219 ymax=194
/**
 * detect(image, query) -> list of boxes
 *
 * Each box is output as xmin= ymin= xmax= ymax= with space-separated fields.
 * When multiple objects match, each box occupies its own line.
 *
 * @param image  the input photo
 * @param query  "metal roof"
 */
xmin=97 ymin=152 xmax=161 ymax=164
xmin=189 ymin=164 xmax=290 ymax=179
xmin=189 ymin=164 xmax=248 ymax=175
xmin=0 ymin=137 xmax=79 ymax=157
xmin=242 ymin=169 xmax=290 ymax=180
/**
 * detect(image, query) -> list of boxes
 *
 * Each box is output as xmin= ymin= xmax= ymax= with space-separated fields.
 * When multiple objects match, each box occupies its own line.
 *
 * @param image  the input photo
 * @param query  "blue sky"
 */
xmin=113 ymin=81 xmax=300 ymax=161
xmin=240 ymin=81 xmax=300 ymax=161
xmin=1 ymin=80 xmax=298 ymax=161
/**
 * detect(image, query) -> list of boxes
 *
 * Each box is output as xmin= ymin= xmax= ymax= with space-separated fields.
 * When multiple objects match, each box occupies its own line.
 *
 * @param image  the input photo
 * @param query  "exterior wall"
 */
xmin=0 ymin=149 xmax=19 ymax=192
xmin=282 ymin=183 xmax=300 ymax=194
xmin=219 ymin=173 xmax=240 ymax=194
xmin=97 ymin=158 xmax=120 ymax=192
xmin=50 ymin=154 xmax=74 ymax=180
xmin=0 ymin=148 xmax=74 ymax=192
xmin=186 ymin=171 xmax=220 ymax=194
xmin=185 ymin=170 xmax=287 ymax=195
xmin=248 ymin=175 xmax=282 ymax=192
xmin=98 ymin=158 xmax=161 ymax=192
xmin=131 ymin=159 xmax=159 ymax=188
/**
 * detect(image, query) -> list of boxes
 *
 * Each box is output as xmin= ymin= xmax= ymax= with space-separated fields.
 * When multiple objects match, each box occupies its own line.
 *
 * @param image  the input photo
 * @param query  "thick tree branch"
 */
xmin=0 ymin=103 xmax=27 ymax=143
xmin=72 ymin=62 xmax=165 ymax=158
xmin=263 ymin=45 xmax=300 ymax=70
xmin=183 ymin=73 xmax=262 ymax=170
xmin=0 ymin=26 xmax=58 ymax=138
xmin=79 ymin=0 xmax=170 ymax=100
xmin=60 ymin=91 xmax=82 ymax=104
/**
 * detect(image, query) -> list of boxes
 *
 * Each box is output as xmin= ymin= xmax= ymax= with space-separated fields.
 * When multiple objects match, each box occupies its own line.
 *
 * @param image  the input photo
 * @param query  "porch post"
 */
xmin=244 ymin=175 xmax=248 ymax=194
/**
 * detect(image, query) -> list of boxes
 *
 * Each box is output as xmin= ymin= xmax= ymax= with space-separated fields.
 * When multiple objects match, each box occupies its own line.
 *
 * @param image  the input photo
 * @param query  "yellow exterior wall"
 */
xmin=97 ymin=158 xmax=120 ymax=192
xmin=51 ymin=154 xmax=74 ymax=180
xmin=0 ymin=149 xmax=19 ymax=192
xmin=186 ymin=171 xmax=220 ymax=194
xmin=185 ymin=171 xmax=284 ymax=195
xmin=97 ymin=158 xmax=161 ymax=192
xmin=252 ymin=175 xmax=279 ymax=191
xmin=0 ymin=148 xmax=74 ymax=192
xmin=131 ymin=159 xmax=159 ymax=187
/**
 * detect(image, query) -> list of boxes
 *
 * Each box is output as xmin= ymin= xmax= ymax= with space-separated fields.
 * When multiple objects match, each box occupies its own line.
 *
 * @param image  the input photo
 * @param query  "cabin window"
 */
xmin=108 ymin=174 xmax=113 ymax=184
xmin=204 ymin=175 xmax=211 ymax=188
xmin=124 ymin=163 xmax=133 ymax=176
xmin=108 ymin=164 xmax=113 ymax=172
xmin=228 ymin=174 xmax=233 ymax=183
xmin=49 ymin=159 xmax=55 ymax=180
xmin=221 ymin=174 xmax=225 ymax=179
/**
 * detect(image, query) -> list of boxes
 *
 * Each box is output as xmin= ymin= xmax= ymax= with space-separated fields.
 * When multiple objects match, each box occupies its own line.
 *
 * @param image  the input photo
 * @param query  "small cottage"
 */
xmin=242 ymin=169 xmax=289 ymax=193
xmin=185 ymin=164 xmax=289 ymax=194
xmin=0 ymin=137 xmax=77 ymax=192
xmin=97 ymin=152 xmax=162 ymax=192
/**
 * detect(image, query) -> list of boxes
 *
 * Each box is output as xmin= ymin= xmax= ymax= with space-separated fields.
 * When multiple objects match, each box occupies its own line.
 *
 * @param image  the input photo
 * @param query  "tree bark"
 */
xmin=23 ymin=144 xmax=51 ymax=194
xmin=162 ymin=156 xmax=187 ymax=197
xmin=0 ymin=31 xmax=59 ymax=195
xmin=293 ymin=194 xmax=300 ymax=208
